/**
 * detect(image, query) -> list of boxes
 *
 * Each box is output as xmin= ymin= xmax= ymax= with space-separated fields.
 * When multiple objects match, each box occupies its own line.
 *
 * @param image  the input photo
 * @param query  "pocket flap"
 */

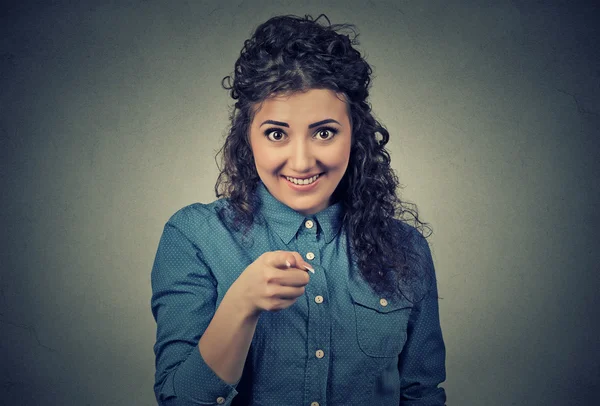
xmin=347 ymin=274 xmax=413 ymax=314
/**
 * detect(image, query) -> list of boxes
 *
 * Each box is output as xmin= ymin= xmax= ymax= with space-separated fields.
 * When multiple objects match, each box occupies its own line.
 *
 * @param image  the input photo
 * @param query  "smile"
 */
xmin=284 ymin=173 xmax=321 ymax=185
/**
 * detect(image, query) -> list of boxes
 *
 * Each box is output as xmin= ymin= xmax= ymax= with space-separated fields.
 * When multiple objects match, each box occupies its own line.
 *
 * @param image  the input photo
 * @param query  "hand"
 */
xmin=229 ymin=250 xmax=314 ymax=317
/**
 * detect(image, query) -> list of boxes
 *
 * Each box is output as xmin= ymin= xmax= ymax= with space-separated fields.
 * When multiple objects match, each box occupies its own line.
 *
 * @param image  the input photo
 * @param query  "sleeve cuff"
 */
xmin=170 ymin=346 xmax=239 ymax=405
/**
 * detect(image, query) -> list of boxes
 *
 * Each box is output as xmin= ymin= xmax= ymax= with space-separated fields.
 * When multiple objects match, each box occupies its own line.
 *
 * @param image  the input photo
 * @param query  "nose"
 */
xmin=288 ymin=137 xmax=316 ymax=173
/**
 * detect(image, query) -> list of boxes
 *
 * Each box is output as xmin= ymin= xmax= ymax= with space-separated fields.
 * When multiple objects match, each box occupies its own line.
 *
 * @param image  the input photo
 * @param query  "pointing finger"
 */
xmin=289 ymin=251 xmax=315 ymax=274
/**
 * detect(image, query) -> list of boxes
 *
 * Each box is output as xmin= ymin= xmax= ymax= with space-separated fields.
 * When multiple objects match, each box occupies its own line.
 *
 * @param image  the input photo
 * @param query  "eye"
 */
xmin=314 ymin=126 xmax=339 ymax=141
xmin=264 ymin=128 xmax=286 ymax=142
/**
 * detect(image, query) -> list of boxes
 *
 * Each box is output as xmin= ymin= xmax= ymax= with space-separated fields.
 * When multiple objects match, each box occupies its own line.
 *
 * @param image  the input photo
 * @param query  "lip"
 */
xmin=282 ymin=173 xmax=323 ymax=191
xmin=282 ymin=173 xmax=322 ymax=180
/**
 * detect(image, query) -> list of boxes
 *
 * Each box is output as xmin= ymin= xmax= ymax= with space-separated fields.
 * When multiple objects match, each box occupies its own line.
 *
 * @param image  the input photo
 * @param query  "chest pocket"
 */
xmin=348 ymin=279 xmax=414 ymax=358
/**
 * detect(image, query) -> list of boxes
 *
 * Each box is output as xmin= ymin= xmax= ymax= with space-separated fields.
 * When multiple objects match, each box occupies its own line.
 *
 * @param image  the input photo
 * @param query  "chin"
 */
xmin=292 ymin=199 xmax=329 ymax=215
xmin=263 ymin=175 xmax=335 ymax=214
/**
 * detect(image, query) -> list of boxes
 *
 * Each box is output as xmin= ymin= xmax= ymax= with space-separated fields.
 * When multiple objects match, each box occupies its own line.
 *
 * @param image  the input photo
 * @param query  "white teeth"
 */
xmin=286 ymin=174 xmax=320 ymax=185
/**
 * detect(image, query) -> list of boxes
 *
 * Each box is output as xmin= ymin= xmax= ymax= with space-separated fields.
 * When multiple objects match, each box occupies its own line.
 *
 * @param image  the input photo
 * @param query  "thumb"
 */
xmin=269 ymin=251 xmax=299 ymax=270
xmin=283 ymin=252 xmax=298 ymax=269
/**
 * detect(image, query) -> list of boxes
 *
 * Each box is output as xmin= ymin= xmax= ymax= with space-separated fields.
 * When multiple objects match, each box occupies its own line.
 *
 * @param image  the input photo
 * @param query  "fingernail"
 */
xmin=304 ymin=265 xmax=315 ymax=274
xmin=285 ymin=260 xmax=291 ymax=268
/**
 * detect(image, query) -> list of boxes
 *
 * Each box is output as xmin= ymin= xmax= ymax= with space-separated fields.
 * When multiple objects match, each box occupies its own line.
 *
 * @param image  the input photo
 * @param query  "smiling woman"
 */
xmin=150 ymin=14 xmax=446 ymax=406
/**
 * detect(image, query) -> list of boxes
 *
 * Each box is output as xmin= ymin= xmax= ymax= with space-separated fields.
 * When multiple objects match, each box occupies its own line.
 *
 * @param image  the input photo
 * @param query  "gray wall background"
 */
xmin=1 ymin=1 xmax=599 ymax=405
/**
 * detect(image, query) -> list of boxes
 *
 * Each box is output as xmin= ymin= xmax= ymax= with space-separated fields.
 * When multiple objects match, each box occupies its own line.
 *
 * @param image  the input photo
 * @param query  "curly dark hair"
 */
xmin=214 ymin=14 xmax=432 ymax=301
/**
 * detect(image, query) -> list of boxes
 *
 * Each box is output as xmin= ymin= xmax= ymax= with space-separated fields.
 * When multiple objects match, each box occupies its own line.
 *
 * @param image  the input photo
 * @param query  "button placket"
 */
xmin=298 ymin=218 xmax=329 ymax=405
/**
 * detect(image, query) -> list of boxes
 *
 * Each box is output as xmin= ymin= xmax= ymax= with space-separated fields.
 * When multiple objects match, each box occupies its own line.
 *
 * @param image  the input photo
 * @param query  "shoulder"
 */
xmin=390 ymin=218 xmax=432 ymax=257
xmin=164 ymin=198 xmax=232 ymax=239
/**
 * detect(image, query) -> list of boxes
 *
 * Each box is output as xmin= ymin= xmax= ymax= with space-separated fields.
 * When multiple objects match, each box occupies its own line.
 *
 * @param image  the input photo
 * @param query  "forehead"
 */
xmin=253 ymin=89 xmax=350 ymax=123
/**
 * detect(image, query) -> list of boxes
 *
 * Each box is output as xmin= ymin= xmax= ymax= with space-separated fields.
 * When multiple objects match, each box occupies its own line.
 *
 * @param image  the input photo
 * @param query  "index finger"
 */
xmin=267 ymin=251 xmax=314 ymax=273
xmin=288 ymin=251 xmax=315 ymax=274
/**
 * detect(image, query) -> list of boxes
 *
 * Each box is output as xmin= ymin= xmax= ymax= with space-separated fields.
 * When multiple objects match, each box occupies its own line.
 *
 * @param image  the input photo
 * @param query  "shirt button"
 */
xmin=314 ymin=295 xmax=323 ymax=304
xmin=216 ymin=397 xmax=225 ymax=404
xmin=305 ymin=220 xmax=314 ymax=229
xmin=315 ymin=349 xmax=324 ymax=359
xmin=306 ymin=252 xmax=315 ymax=260
xmin=311 ymin=402 xmax=320 ymax=406
xmin=379 ymin=298 xmax=388 ymax=307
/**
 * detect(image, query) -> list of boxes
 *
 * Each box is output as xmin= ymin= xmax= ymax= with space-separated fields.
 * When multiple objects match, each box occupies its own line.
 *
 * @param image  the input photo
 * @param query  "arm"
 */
xmin=199 ymin=283 xmax=260 ymax=385
xmin=151 ymin=212 xmax=255 ymax=405
xmin=398 ymin=231 xmax=447 ymax=405
xmin=152 ymin=207 xmax=312 ymax=405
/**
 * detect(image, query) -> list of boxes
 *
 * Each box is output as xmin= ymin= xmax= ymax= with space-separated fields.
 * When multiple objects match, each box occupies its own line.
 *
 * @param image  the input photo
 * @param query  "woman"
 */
xmin=151 ymin=14 xmax=446 ymax=406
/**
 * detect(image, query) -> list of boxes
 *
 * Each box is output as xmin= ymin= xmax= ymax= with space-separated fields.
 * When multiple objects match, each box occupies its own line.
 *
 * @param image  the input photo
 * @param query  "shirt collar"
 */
xmin=256 ymin=181 xmax=344 ymax=245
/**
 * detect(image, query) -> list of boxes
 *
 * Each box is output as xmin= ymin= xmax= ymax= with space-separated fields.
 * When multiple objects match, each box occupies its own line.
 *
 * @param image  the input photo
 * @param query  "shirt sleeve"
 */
xmin=151 ymin=209 xmax=239 ymax=405
xmin=397 ymin=230 xmax=447 ymax=405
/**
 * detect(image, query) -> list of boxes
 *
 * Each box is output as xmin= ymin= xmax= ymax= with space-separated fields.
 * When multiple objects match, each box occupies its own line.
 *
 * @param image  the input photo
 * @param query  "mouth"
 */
xmin=282 ymin=173 xmax=323 ymax=186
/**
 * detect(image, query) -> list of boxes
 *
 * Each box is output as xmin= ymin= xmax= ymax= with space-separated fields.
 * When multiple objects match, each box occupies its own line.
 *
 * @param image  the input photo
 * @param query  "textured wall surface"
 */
xmin=1 ymin=1 xmax=599 ymax=405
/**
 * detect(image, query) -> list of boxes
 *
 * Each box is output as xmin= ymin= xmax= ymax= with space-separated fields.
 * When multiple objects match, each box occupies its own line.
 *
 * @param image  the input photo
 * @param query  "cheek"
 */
xmin=329 ymin=143 xmax=351 ymax=169
xmin=253 ymin=149 xmax=280 ymax=171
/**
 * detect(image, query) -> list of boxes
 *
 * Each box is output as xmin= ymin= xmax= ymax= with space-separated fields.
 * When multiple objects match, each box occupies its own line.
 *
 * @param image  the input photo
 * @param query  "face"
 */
xmin=249 ymin=88 xmax=352 ymax=215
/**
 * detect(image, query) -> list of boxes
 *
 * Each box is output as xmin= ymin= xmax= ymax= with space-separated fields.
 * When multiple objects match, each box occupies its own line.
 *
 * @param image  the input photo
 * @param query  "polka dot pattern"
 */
xmin=150 ymin=181 xmax=446 ymax=405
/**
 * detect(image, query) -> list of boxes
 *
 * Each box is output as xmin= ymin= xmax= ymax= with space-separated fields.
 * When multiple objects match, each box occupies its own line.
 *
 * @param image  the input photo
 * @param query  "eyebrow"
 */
xmin=259 ymin=118 xmax=341 ymax=129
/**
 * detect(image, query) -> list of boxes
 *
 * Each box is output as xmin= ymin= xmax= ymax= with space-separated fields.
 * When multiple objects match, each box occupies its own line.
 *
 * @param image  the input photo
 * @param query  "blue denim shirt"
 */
xmin=151 ymin=181 xmax=446 ymax=405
